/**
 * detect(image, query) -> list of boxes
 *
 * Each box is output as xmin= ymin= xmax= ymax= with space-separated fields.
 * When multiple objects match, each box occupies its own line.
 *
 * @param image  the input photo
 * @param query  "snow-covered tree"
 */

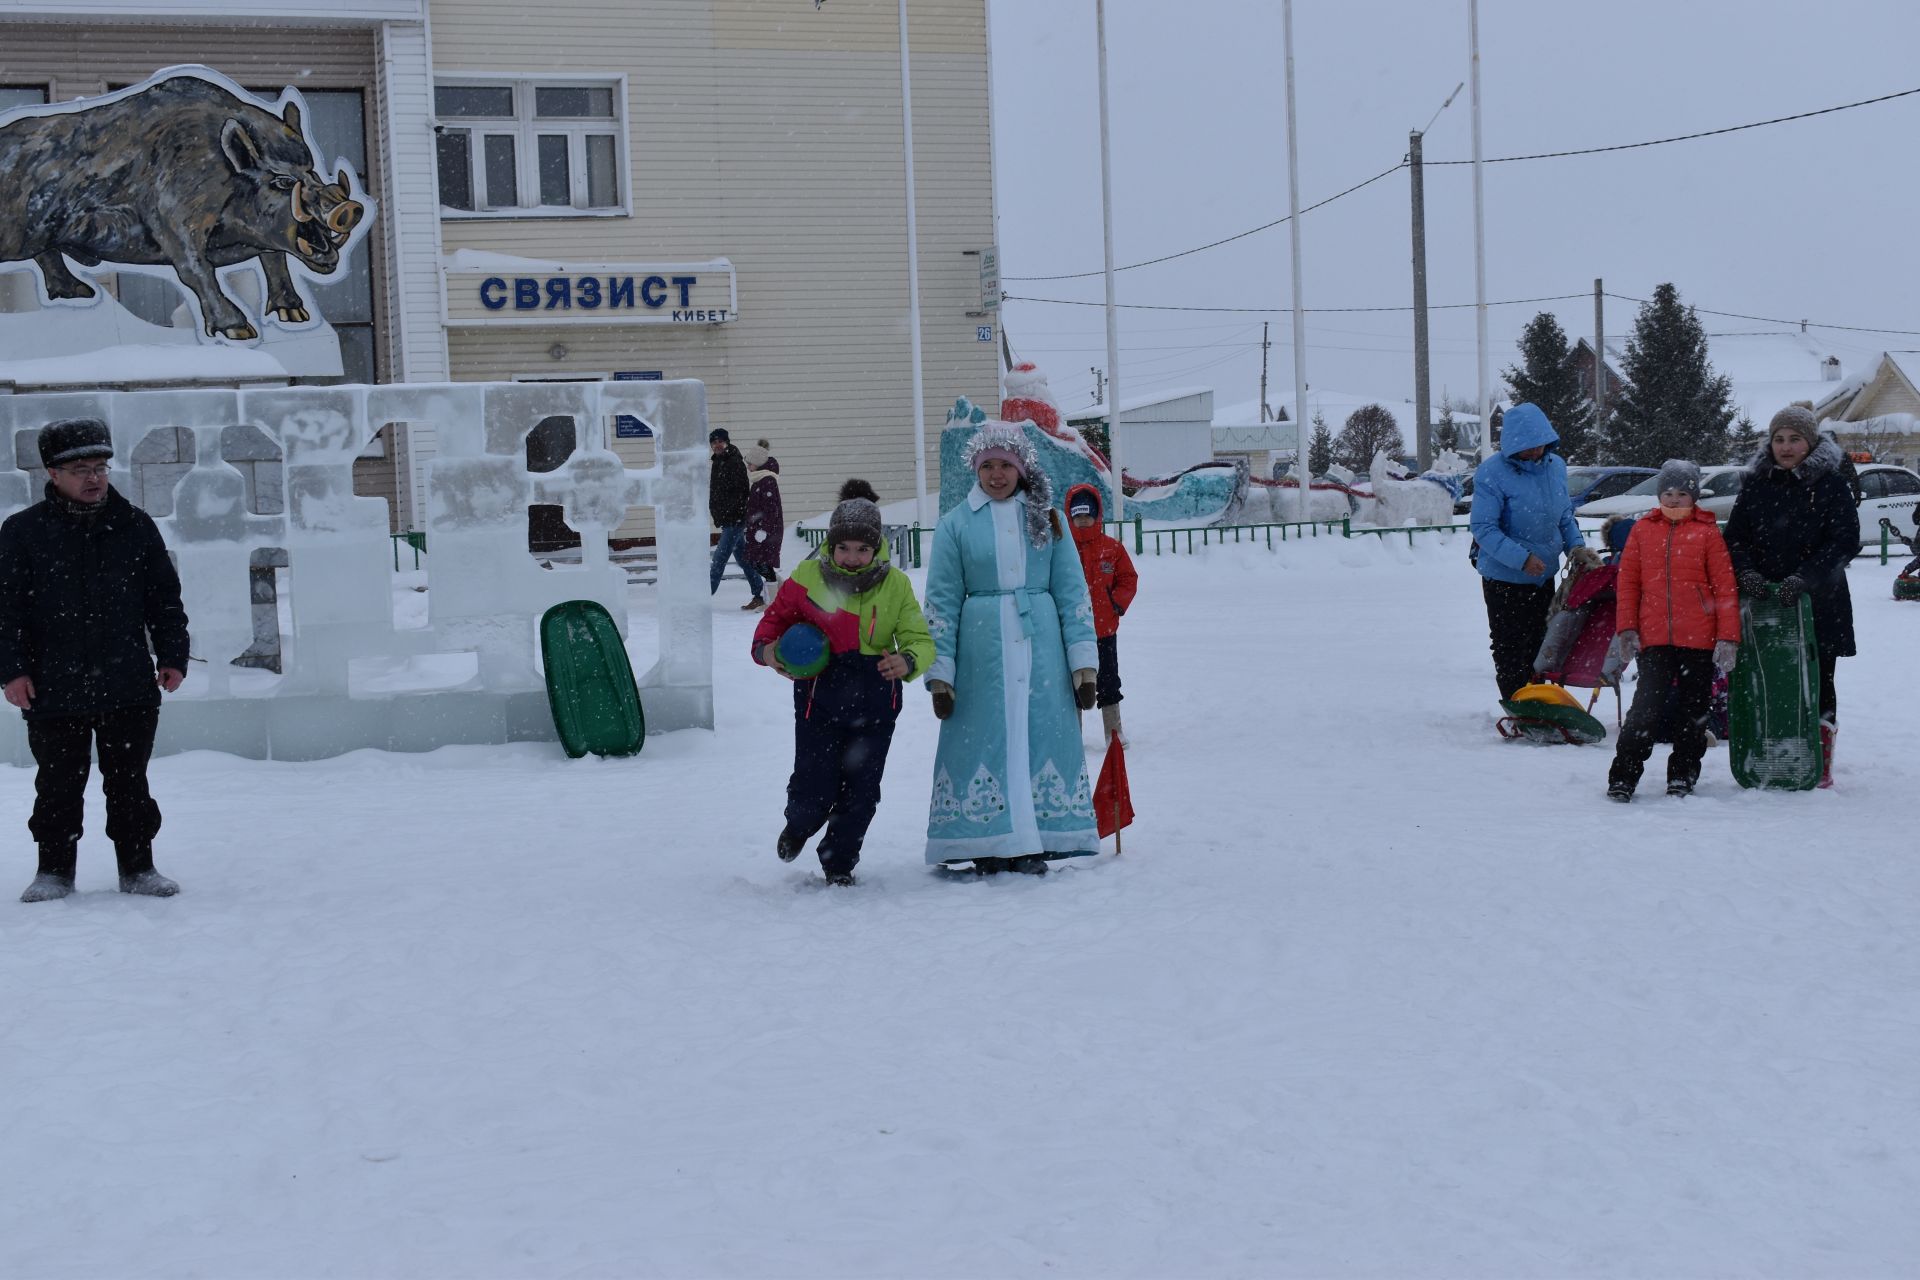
xmin=1308 ymin=412 xmax=1333 ymax=475
xmin=1504 ymin=311 xmax=1594 ymax=462
xmin=1729 ymin=414 xmax=1762 ymax=460
xmin=1434 ymin=403 xmax=1459 ymax=453
xmin=1334 ymin=404 xmax=1403 ymax=471
xmin=1602 ymin=283 xmax=1736 ymax=466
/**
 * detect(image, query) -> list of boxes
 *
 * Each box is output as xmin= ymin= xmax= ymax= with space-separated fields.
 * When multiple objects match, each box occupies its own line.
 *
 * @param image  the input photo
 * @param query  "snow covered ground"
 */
xmin=5 ymin=532 xmax=1918 ymax=1278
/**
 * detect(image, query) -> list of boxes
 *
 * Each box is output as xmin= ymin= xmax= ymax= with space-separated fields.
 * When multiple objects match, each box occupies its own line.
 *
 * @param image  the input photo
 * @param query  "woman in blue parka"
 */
xmin=922 ymin=426 xmax=1100 ymax=875
xmin=1469 ymin=403 xmax=1600 ymax=700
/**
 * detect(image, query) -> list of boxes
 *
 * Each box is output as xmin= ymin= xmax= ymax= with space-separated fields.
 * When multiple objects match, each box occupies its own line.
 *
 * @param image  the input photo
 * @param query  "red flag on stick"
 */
xmin=1095 ymin=738 xmax=1134 ymax=845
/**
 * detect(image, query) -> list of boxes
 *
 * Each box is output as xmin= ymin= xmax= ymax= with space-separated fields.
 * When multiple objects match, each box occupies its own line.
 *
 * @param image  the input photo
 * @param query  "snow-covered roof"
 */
xmin=1064 ymin=385 xmax=1213 ymax=423
xmin=1214 ymin=390 xmax=1487 ymax=431
xmin=1579 ymin=329 xmax=1871 ymax=426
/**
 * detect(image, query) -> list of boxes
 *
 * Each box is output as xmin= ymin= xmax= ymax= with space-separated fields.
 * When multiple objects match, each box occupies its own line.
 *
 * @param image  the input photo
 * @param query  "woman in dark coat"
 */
xmin=740 ymin=439 xmax=784 ymax=599
xmin=1722 ymin=405 xmax=1861 ymax=786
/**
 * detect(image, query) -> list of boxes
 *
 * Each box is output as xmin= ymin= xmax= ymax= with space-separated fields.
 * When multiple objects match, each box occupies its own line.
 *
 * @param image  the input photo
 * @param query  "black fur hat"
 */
xmin=38 ymin=418 xmax=113 ymax=469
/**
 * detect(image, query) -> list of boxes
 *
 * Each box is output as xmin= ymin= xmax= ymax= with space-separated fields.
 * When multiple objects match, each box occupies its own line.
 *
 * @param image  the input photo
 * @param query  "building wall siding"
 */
xmin=430 ymin=0 xmax=998 ymax=536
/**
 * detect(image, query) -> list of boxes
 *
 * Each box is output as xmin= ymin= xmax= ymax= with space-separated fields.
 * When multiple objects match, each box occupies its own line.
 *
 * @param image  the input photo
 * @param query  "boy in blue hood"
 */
xmin=1468 ymin=403 xmax=1601 ymax=701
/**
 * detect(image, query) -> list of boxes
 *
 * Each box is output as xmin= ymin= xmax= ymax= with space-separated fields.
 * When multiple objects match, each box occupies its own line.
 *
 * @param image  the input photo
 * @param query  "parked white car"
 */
xmin=1575 ymin=465 xmax=1748 ymax=522
xmin=1855 ymin=463 xmax=1920 ymax=547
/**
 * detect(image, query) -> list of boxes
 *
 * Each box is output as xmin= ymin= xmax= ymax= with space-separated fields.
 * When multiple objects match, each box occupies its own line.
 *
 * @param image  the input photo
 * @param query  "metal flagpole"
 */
xmin=1095 ymin=0 xmax=1125 ymax=520
xmin=898 ymin=0 xmax=931 ymax=525
xmin=1469 ymin=0 xmax=1491 ymax=458
xmin=1282 ymin=0 xmax=1309 ymax=517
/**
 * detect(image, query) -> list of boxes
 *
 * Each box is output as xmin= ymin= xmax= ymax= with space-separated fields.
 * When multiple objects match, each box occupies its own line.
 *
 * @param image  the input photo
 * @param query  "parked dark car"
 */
xmin=1454 ymin=464 xmax=1654 ymax=515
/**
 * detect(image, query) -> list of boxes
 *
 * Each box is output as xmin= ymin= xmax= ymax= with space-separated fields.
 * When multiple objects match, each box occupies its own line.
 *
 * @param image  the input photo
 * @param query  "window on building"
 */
xmin=435 ymin=79 xmax=624 ymax=215
xmin=0 ymin=85 xmax=50 ymax=113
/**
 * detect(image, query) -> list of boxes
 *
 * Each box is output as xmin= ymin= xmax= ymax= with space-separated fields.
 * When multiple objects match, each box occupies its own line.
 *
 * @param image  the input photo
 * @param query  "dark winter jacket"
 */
xmin=709 ymin=443 xmax=750 ymax=527
xmin=0 ymin=486 xmax=191 ymax=720
xmin=1723 ymin=435 xmax=1860 ymax=657
xmin=1469 ymin=403 xmax=1585 ymax=586
xmin=742 ymin=456 xmax=784 ymax=571
xmin=1064 ymin=483 xmax=1138 ymax=637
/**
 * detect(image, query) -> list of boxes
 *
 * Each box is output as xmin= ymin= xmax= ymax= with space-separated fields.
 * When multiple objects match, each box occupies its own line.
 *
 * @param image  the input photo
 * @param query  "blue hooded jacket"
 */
xmin=1468 ymin=403 xmax=1585 ymax=585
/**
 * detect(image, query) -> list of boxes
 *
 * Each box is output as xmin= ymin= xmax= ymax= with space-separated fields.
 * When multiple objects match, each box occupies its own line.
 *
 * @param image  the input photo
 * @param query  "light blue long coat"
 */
xmin=923 ymin=485 xmax=1101 ymax=864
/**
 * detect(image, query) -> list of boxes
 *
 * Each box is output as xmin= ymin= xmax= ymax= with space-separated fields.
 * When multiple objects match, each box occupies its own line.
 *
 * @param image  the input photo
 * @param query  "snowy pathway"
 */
xmin=4 ymin=534 xmax=1917 ymax=1277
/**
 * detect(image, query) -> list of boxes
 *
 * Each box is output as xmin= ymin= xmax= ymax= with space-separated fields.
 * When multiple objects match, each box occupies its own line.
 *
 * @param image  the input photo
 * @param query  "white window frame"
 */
xmin=435 ymin=74 xmax=630 ymax=219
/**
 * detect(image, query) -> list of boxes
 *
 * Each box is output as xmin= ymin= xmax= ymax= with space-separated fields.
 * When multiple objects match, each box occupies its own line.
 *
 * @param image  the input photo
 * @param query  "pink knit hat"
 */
xmin=973 ymin=445 xmax=1027 ymax=478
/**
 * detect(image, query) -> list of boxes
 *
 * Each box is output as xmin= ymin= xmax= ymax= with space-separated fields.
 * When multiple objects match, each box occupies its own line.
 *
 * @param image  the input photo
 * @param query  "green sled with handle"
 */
xmin=1728 ymin=592 xmax=1819 ymax=790
xmin=540 ymin=600 xmax=646 ymax=759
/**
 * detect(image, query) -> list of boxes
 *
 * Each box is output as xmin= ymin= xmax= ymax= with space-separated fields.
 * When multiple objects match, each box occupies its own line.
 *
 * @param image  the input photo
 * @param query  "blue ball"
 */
xmin=776 ymin=622 xmax=830 ymax=678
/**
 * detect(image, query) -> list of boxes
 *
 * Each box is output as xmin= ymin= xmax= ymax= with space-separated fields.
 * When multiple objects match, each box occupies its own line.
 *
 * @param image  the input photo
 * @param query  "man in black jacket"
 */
xmin=708 ymin=427 xmax=765 ymax=607
xmin=0 ymin=419 xmax=192 ymax=902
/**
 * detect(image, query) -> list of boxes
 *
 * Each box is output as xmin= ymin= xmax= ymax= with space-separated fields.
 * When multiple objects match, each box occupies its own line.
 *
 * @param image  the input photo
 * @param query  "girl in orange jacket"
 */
xmin=1606 ymin=459 xmax=1740 ymax=801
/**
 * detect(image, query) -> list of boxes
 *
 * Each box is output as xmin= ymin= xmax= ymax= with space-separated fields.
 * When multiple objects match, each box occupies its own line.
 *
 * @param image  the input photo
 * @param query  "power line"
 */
xmin=1604 ymin=292 xmax=1920 ymax=338
xmin=1003 ymin=86 xmax=1920 ymax=287
xmin=1426 ymin=86 xmax=1920 ymax=165
xmin=1006 ymin=292 xmax=1589 ymax=315
xmin=1002 ymin=162 xmax=1406 ymax=283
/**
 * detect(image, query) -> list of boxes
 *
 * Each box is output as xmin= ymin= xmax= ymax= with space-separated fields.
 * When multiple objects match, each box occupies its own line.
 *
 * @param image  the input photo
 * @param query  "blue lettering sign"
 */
xmin=577 ymin=277 xmax=602 ymax=309
xmin=671 ymin=275 xmax=696 ymax=307
xmin=545 ymin=278 xmax=572 ymax=309
xmin=641 ymin=275 xmax=667 ymax=308
xmin=609 ymin=277 xmax=635 ymax=309
xmin=480 ymin=277 xmax=508 ymax=310
xmin=514 ymin=278 xmax=540 ymax=309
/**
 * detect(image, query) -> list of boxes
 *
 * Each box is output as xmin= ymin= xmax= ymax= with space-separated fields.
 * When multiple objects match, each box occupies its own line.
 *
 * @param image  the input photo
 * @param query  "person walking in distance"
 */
xmin=707 ymin=427 xmax=765 ymax=607
xmin=0 ymin=419 xmax=191 ymax=902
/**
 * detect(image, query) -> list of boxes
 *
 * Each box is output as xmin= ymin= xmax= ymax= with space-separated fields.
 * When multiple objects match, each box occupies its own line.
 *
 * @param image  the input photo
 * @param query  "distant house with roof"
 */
xmin=1571 ymin=329 xmax=1868 ymax=439
xmin=1815 ymin=351 xmax=1920 ymax=466
xmin=1211 ymin=390 xmax=1494 ymax=472
xmin=1065 ymin=386 xmax=1214 ymax=479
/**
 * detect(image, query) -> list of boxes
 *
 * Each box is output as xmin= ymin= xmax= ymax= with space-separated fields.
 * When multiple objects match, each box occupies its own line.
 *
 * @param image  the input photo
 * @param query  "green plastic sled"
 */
xmin=1497 ymin=683 xmax=1607 ymax=745
xmin=540 ymin=600 xmax=646 ymax=759
xmin=1728 ymin=593 xmax=1820 ymax=790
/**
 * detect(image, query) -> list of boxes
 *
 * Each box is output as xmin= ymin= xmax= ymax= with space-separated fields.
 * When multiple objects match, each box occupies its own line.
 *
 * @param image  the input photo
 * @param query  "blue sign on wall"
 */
xmin=613 ymin=371 xmax=662 ymax=438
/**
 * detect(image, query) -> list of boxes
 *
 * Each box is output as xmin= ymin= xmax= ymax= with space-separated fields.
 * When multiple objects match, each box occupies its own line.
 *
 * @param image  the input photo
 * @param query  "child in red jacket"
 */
xmin=1065 ymin=483 xmax=1140 ymax=743
xmin=1606 ymin=459 xmax=1740 ymax=801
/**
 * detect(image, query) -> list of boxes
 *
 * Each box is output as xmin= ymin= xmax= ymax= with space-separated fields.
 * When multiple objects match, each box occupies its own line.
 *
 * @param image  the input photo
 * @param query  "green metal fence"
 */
xmin=793 ymin=515 xmax=1474 ymax=560
xmin=391 ymin=531 xmax=426 ymax=571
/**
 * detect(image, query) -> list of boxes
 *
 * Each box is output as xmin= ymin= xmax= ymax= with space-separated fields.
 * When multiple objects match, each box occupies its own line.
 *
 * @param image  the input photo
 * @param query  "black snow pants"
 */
xmin=1610 ymin=646 xmax=1714 ymax=792
xmin=786 ymin=715 xmax=897 ymax=878
xmin=1482 ymin=578 xmax=1556 ymax=701
xmin=27 ymin=706 xmax=163 ymax=879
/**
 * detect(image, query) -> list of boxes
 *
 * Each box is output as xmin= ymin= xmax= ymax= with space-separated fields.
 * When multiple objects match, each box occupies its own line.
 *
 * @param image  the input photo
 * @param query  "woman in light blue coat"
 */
xmin=1469 ymin=402 xmax=1600 ymax=700
xmin=923 ymin=426 xmax=1101 ymax=875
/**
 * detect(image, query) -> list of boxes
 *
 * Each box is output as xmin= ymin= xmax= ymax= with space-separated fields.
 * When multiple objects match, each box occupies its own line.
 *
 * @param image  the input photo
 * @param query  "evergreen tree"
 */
xmin=1729 ymin=414 xmax=1762 ymax=460
xmin=1601 ymin=283 xmax=1736 ymax=466
xmin=1334 ymin=404 xmax=1405 ymax=471
xmin=1434 ymin=403 xmax=1459 ymax=453
xmin=1308 ymin=412 xmax=1333 ymax=475
xmin=1504 ymin=312 xmax=1593 ymax=461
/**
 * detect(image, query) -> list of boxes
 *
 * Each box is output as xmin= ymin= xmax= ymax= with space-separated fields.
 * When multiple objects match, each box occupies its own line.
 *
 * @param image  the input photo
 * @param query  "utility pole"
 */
xmin=1259 ymin=321 xmax=1272 ymax=423
xmin=1095 ymin=0 xmax=1125 ymax=519
xmin=1592 ymin=279 xmax=1605 ymax=447
xmin=1469 ymin=0 xmax=1491 ymax=459
xmin=1409 ymin=129 xmax=1432 ymax=470
xmin=1282 ymin=0 xmax=1310 ymax=515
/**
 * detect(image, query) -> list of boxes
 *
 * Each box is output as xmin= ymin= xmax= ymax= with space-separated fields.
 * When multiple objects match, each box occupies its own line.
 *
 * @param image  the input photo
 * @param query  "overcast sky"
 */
xmin=985 ymin=0 xmax=1920 ymax=424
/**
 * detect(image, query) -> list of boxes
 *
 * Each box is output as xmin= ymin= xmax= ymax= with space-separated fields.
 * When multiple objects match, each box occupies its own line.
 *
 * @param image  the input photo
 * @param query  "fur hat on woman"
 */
xmin=961 ymin=424 xmax=1056 ymax=546
xmin=1768 ymin=405 xmax=1818 ymax=445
